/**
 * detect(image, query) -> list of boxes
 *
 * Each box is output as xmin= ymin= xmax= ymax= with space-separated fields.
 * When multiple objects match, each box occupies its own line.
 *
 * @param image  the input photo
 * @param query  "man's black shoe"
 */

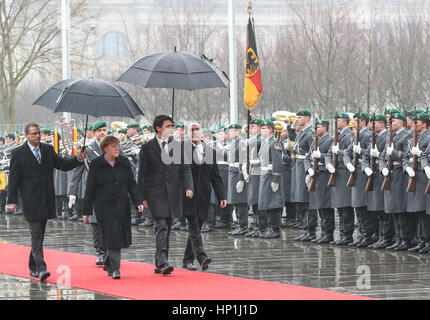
xmin=201 ymin=224 xmax=214 ymax=233
xmin=30 ymin=271 xmax=39 ymax=278
xmin=418 ymin=243 xmax=430 ymax=254
xmin=161 ymin=265 xmax=174 ymax=275
xmin=300 ymin=233 xmax=316 ymax=242
xmin=68 ymin=214 xmax=79 ymax=221
xmin=356 ymin=238 xmax=373 ymax=248
xmin=317 ymin=235 xmax=334 ymax=244
xmin=293 ymin=233 xmax=307 ymax=241
xmin=335 ymin=238 xmax=353 ymax=246
xmin=112 ymin=270 xmax=120 ymax=279
xmin=201 ymin=258 xmax=212 ymax=271
xmin=372 ymin=239 xmax=390 ymax=249
xmin=408 ymin=241 xmax=425 ymax=253
xmin=183 ymin=262 xmax=197 ymax=271
xmin=386 ymin=240 xmax=402 ymax=250
xmin=39 ymin=271 xmax=50 ymax=282
xmin=349 ymin=237 xmax=364 ymax=247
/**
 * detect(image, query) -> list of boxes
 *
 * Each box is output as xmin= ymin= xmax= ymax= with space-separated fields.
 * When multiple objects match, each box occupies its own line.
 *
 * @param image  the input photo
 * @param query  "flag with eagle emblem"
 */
xmin=244 ymin=16 xmax=262 ymax=110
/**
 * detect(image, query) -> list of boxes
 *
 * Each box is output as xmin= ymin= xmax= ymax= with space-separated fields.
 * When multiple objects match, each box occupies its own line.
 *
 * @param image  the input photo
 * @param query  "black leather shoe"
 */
xmin=161 ymin=265 xmax=174 ymax=275
xmin=349 ymin=237 xmax=364 ymax=247
xmin=201 ymin=258 xmax=212 ymax=271
xmin=335 ymin=238 xmax=353 ymax=246
xmin=139 ymin=219 xmax=154 ymax=227
xmin=68 ymin=214 xmax=79 ymax=221
xmin=201 ymin=224 xmax=214 ymax=233
xmin=386 ymin=240 xmax=402 ymax=250
xmin=317 ymin=235 xmax=334 ymax=244
xmin=39 ymin=271 xmax=51 ymax=282
xmin=251 ymin=230 xmax=263 ymax=238
xmin=245 ymin=230 xmax=256 ymax=237
xmin=228 ymin=227 xmax=240 ymax=235
xmin=368 ymin=239 xmax=382 ymax=249
xmin=96 ymin=254 xmax=105 ymax=266
xmin=373 ymin=239 xmax=390 ymax=249
xmin=112 ymin=270 xmax=120 ymax=279
xmin=264 ymin=230 xmax=280 ymax=239
xmin=356 ymin=238 xmax=373 ymax=248
xmin=418 ymin=243 xmax=430 ymax=254
xmin=408 ymin=242 xmax=425 ymax=253
xmin=393 ymin=241 xmax=412 ymax=251
xmin=30 ymin=271 xmax=39 ymax=278
xmin=293 ymin=233 xmax=307 ymax=241
xmin=300 ymin=234 xmax=316 ymax=242
xmin=231 ymin=228 xmax=247 ymax=236
xmin=171 ymin=222 xmax=182 ymax=230
xmin=183 ymin=262 xmax=197 ymax=271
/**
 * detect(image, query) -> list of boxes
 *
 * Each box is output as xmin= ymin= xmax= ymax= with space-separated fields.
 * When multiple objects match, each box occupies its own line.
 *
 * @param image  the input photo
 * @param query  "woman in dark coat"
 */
xmin=84 ymin=135 xmax=143 ymax=279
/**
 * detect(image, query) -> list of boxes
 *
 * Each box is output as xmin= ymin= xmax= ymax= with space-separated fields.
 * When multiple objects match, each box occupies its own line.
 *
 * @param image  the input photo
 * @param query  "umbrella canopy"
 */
xmin=117 ymin=51 xmax=229 ymax=90
xmin=33 ymin=77 xmax=144 ymax=119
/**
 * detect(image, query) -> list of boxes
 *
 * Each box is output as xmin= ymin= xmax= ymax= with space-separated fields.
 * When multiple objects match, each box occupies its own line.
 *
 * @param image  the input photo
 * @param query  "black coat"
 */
xmin=183 ymin=142 xmax=226 ymax=221
xmin=138 ymin=137 xmax=193 ymax=219
xmin=83 ymin=155 xmax=142 ymax=250
xmin=7 ymin=142 xmax=83 ymax=221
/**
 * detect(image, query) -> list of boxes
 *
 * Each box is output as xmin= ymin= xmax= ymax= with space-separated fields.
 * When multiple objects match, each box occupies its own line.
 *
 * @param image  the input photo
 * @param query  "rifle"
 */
xmin=365 ymin=113 xmax=376 ymax=191
xmin=308 ymin=118 xmax=318 ymax=191
xmin=346 ymin=116 xmax=360 ymax=187
xmin=381 ymin=112 xmax=393 ymax=191
xmin=407 ymin=107 xmax=418 ymax=192
xmin=327 ymin=115 xmax=338 ymax=187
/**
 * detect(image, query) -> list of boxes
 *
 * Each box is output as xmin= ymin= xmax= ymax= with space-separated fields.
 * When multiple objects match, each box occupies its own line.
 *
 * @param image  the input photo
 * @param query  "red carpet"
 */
xmin=0 ymin=243 xmax=370 ymax=300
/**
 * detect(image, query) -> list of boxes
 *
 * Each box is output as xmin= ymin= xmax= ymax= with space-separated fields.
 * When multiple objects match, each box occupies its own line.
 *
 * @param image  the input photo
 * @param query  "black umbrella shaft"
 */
xmin=172 ymin=88 xmax=175 ymax=120
xmin=82 ymin=115 xmax=88 ymax=151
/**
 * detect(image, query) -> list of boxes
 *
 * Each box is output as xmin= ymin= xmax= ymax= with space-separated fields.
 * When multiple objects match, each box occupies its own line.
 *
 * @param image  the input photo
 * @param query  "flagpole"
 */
xmin=61 ymin=0 xmax=71 ymax=123
xmin=228 ymin=0 xmax=238 ymax=124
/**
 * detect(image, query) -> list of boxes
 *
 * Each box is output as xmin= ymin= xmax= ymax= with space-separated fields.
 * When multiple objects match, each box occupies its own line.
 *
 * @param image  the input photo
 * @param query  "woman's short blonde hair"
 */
xmin=100 ymin=135 xmax=120 ymax=154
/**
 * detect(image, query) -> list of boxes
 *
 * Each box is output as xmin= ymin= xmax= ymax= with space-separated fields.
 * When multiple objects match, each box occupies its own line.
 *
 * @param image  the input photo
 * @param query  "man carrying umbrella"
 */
xmin=7 ymin=122 xmax=87 ymax=281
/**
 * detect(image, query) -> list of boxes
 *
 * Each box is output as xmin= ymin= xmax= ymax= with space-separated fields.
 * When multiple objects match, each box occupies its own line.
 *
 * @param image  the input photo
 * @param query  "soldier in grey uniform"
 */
xmin=362 ymin=114 xmax=390 ymax=249
xmin=68 ymin=120 xmax=108 ymax=265
xmin=227 ymin=123 xmax=249 ymax=235
xmin=344 ymin=112 xmax=372 ymax=247
xmin=325 ymin=113 xmax=355 ymax=245
xmin=0 ymin=136 xmax=6 ymax=214
xmin=304 ymin=120 xmax=334 ymax=243
xmin=257 ymin=119 xmax=285 ymax=238
xmin=243 ymin=119 xmax=264 ymax=237
xmin=379 ymin=112 xmax=411 ymax=251
xmin=404 ymin=112 xmax=430 ymax=253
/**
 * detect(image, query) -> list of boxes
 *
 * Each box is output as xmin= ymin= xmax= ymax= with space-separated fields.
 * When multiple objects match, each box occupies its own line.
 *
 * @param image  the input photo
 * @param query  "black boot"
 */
xmin=407 ymin=241 xmax=425 ymax=253
xmin=356 ymin=237 xmax=373 ymax=248
xmin=317 ymin=234 xmax=334 ymax=244
xmin=386 ymin=240 xmax=402 ymax=250
xmin=418 ymin=243 xmax=430 ymax=254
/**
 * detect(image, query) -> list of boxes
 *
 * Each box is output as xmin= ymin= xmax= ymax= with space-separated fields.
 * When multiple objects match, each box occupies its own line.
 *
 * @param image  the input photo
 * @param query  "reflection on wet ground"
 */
xmin=1 ymin=214 xmax=430 ymax=300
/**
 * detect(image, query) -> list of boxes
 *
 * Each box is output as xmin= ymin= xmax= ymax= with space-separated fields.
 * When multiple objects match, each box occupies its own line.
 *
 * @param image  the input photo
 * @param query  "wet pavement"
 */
xmin=1 ymin=213 xmax=430 ymax=300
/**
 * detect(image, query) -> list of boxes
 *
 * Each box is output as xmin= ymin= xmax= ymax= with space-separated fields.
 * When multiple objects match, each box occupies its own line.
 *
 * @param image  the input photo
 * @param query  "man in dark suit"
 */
xmin=7 ymin=122 xmax=86 ymax=281
xmin=182 ymin=123 xmax=226 ymax=271
xmin=138 ymin=115 xmax=194 ymax=275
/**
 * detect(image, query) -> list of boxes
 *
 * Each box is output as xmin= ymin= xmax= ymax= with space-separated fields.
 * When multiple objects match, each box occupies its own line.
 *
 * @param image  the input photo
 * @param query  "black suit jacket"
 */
xmin=7 ymin=142 xmax=83 ymax=221
xmin=183 ymin=141 xmax=225 ymax=221
xmin=138 ymin=137 xmax=193 ymax=219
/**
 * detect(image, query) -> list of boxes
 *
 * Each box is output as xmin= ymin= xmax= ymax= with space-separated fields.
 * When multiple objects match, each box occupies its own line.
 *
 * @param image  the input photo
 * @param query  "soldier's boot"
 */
xmin=201 ymin=223 xmax=214 ymax=233
xmin=418 ymin=242 xmax=430 ymax=254
xmin=407 ymin=240 xmax=425 ymax=253
xmin=300 ymin=230 xmax=316 ymax=242
xmin=294 ymin=232 xmax=308 ymax=241
xmin=317 ymin=233 xmax=334 ymax=244
xmin=265 ymin=227 xmax=280 ymax=239
xmin=356 ymin=237 xmax=374 ymax=248
xmin=386 ymin=239 xmax=402 ymax=250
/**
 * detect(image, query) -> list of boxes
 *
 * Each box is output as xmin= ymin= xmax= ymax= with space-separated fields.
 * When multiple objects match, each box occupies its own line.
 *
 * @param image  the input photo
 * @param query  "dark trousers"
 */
xmin=399 ymin=212 xmax=417 ymax=241
xmin=154 ymin=217 xmax=173 ymax=268
xmin=206 ymin=204 xmax=215 ymax=226
xmin=319 ymin=208 xmax=335 ymax=237
xmin=215 ymin=204 xmax=233 ymax=224
xmin=234 ymin=204 xmax=248 ymax=229
xmin=297 ymin=202 xmax=317 ymax=233
xmin=91 ymin=223 xmax=104 ymax=253
xmin=295 ymin=202 xmax=306 ymax=227
xmin=338 ymin=207 xmax=355 ymax=239
xmin=105 ymin=249 xmax=121 ymax=272
xmin=0 ymin=190 xmax=7 ymax=213
xmin=266 ymin=207 xmax=282 ymax=232
xmin=392 ymin=213 xmax=401 ymax=241
xmin=375 ymin=211 xmax=394 ymax=241
xmin=252 ymin=204 xmax=266 ymax=231
xmin=284 ymin=202 xmax=296 ymax=222
xmin=356 ymin=207 xmax=375 ymax=239
xmin=28 ymin=220 xmax=48 ymax=273
xmin=417 ymin=212 xmax=430 ymax=242
xmin=184 ymin=215 xmax=207 ymax=265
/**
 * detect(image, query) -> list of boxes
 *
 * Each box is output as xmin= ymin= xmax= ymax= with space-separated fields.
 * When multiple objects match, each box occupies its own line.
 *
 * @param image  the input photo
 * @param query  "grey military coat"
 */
xmin=379 ymin=129 xmax=409 ymax=214
xmin=292 ymin=125 xmax=313 ymax=203
xmin=362 ymin=130 xmax=388 ymax=211
xmin=247 ymin=134 xmax=262 ymax=206
xmin=227 ymin=138 xmax=249 ymax=205
xmin=344 ymin=128 xmax=372 ymax=208
xmin=257 ymin=135 xmax=285 ymax=210
xmin=325 ymin=128 xmax=354 ymax=209
xmin=304 ymin=133 xmax=333 ymax=210
xmin=281 ymin=138 xmax=293 ymax=203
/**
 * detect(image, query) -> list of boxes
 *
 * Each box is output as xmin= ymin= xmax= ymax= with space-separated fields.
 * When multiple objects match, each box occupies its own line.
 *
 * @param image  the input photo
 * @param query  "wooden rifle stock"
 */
xmin=407 ymin=112 xmax=418 ymax=192
xmin=381 ymin=114 xmax=393 ymax=191
xmin=327 ymin=116 xmax=338 ymax=187
xmin=309 ymin=119 xmax=318 ymax=191
xmin=365 ymin=115 xmax=376 ymax=191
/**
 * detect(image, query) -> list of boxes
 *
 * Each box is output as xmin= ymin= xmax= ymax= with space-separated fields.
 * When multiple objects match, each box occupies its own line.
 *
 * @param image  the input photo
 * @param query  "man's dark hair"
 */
xmin=24 ymin=122 xmax=40 ymax=134
xmin=153 ymin=115 xmax=173 ymax=133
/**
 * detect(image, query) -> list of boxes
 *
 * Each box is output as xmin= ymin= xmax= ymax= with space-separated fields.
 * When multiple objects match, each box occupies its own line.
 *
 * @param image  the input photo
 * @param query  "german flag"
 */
xmin=53 ymin=131 xmax=59 ymax=154
xmin=244 ymin=16 xmax=262 ymax=111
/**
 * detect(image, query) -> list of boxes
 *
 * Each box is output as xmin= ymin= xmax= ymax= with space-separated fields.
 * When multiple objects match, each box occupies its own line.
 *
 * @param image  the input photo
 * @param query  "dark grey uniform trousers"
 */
xmin=319 ymin=208 xmax=335 ymax=237
xmin=28 ymin=220 xmax=48 ymax=273
xmin=417 ymin=213 xmax=430 ymax=242
xmin=154 ymin=217 xmax=173 ymax=268
xmin=297 ymin=202 xmax=317 ymax=233
xmin=338 ymin=207 xmax=355 ymax=239
xmin=252 ymin=204 xmax=266 ymax=231
xmin=234 ymin=204 xmax=248 ymax=229
xmin=215 ymin=204 xmax=233 ymax=224
xmin=266 ymin=207 xmax=282 ymax=232
xmin=105 ymin=249 xmax=121 ymax=272
xmin=399 ymin=213 xmax=417 ymax=241
xmin=284 ymin=202 xmax=296 ymax=222
xmin=184 ymin=215 xmax=207 ymax=265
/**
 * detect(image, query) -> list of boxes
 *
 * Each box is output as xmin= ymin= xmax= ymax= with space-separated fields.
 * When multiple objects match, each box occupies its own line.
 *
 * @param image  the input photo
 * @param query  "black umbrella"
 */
xmin=117 ymin=48 xmax=229 ymax=119
xmin=33 ymin=77 xmax=144 ymax=147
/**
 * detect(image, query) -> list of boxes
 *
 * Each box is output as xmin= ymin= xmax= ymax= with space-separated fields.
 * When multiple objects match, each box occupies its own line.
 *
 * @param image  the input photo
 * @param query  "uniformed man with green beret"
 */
xmin=406 ymin=108 xmax=425 ymax=135
xmin=344 ymin=112 xmax=373 ymax=247
xmin=325 ymin=112 xmax=355 ymax=245
xmin=363 ymin=114 xmax=390 ymax=249
xmin=227 ymin=123 xmax=250 ymax=235
xmin=304 ymin=119 xmax=335 ymax=243
xmin=292 ymin=109 xmax=318 ymax=242
xmin=0 ymin=136 xmax=6 ymax=213
xmin=68 ymin=120 xmax=109 ymax=264
xmin=404 ymin=112 xmax=430 ymax=253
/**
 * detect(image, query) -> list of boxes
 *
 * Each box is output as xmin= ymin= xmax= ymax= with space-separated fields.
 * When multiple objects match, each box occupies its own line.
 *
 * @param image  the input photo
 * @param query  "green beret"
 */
xmin=262 ymin=119 xmax=275 ymax=128
xmin=336 ymin=112 xmax=350 ymax=120
xmin=417 ymin=112 xmax=429 ymax=121
xmin=406 ymin=109 xmax=425 ymax=116
xmin=372 ymin=114 xmax=386 ymax=122
xmin=222 ymin=125 xmax=228 ymax=132
xmin=119 ymin=128 xmax=127 ymax=134
xmin=41 ymin=128 xmax=51 ymax=134
xmin=319 ymin=120 xmax=330 ymax=126
xmin=353 ymin=112 xmax=369 ymax=120
xmin=250 ymin=118 xmax=263 ymax=126
xmin=229 ymin=123 xmax=242 ymax=129
xmin=77 ymin=128 xmax=84 ymax=135
xmin=7 ymin=133 xmax=14 ymax=139
xmin=92 ymin=120 xmax=107 ymax=131
xmin=391 ymin=113 xmax=406 ymax=121
xmin=175 ymin=121 xmax=185 ymax=129
xmin=296 ymin=109 xmax=311 ymax=117
xmin=0 ymin=137 xmax=5 ymax=142
xmin=384 ymin=108 xmax=400 ymax=115
xmin=127 ymin=122 xmax=140 ymax=129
